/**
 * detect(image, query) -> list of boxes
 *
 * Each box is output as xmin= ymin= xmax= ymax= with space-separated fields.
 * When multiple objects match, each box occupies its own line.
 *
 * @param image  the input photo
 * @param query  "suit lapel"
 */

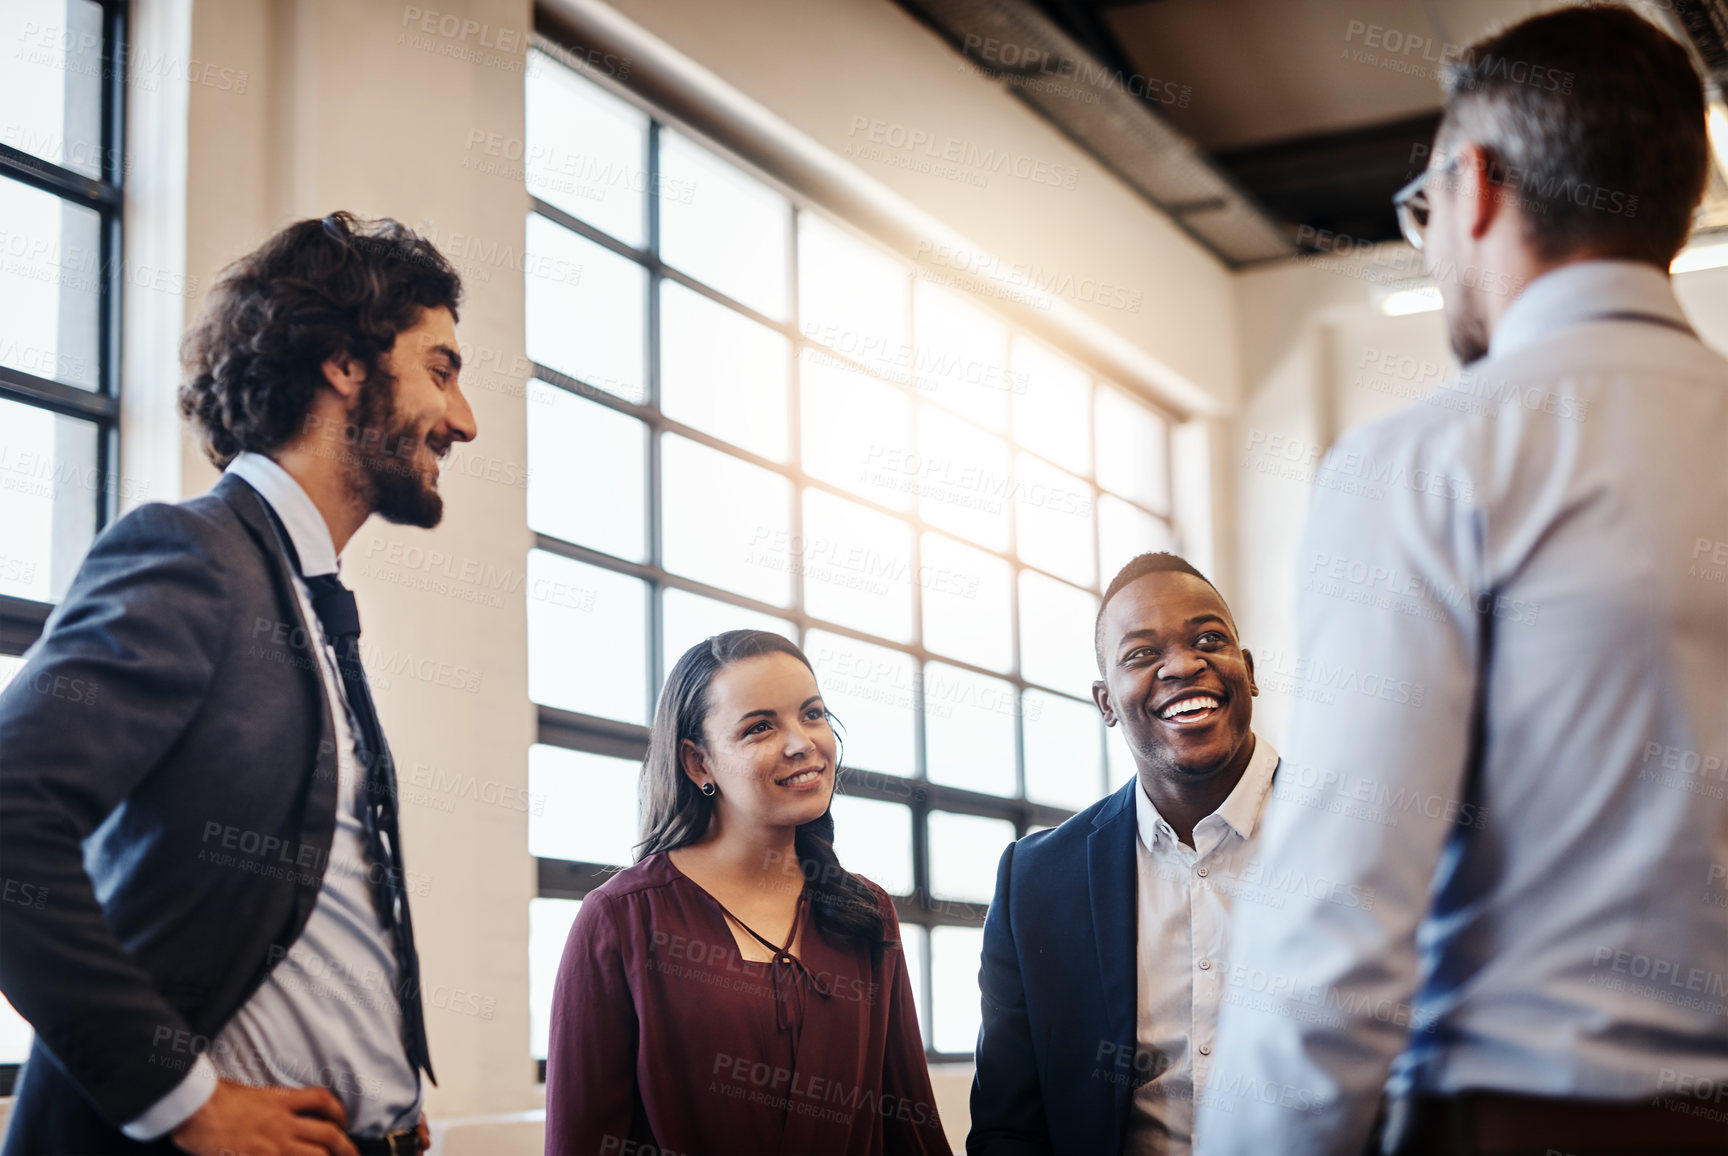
xmin=214 ymin=472 xmax=342 ymax=923
xmin=1088 ymin=778 xmax=1140 ymax=1133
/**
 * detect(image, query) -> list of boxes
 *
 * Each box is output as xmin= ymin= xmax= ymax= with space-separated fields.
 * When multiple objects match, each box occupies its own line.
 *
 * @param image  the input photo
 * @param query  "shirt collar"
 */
xmin=1488 ymin=259 xmax=1686 ymax=360
xmin=1134 ymin=732 xmax=1280 ymax=852
xmin=225 ymin=451 xmax=340 ymax=577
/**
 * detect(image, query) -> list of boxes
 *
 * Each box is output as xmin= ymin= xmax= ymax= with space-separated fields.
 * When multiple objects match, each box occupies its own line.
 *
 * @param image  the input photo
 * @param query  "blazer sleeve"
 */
xmin=967 ymin=841 xmax=1052 ymax=1155
xmin=0 ymin=502 xmax=232 ymax=1126
xmin=544 ymin=891 xmax=641 ymax=1156
xmin=875 ymin=889 xmax=951 ymax=1155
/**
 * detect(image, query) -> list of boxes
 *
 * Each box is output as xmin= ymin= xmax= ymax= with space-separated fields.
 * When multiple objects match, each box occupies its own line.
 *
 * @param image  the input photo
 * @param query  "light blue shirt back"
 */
xmin=1198 ymin=261 xmax=1728 ymax=1154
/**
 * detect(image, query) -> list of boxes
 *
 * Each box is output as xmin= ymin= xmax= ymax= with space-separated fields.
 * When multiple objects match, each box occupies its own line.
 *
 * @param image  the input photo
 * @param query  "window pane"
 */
xmin=901 ymin=923 xmax=928 ymax=1045
xmin=529 ymin=897 xmax=582 ymax=1060
xmin=662 ymin=588 xmax=793 ymax=681
xmin=661 ymin=435 xmax=793 ymax=606
xmin=831 ymin=794 xmax=913 ymax=895
xmin=931 ymin=925 xmax=984 ymax=1054
xmin=529 ymin=744 xmax=641 ymax=865
xmin=1018 ymin=571 xmax=1099 ymax=695
xmin=526 ymin=380 xmax=645 ymax=561
xmin=525 ymin=214 xmax=646 ymax=403
xmin=0 ymin=1 xmax=105 ymax=179
xmin=920 ymin=533 xmax=1013 ymax=674
xmin=1098 ymin=495 xmax=1175 ymax=587
xmin=1014 ymin=453 xmax=1095 ymax=589
xmin=526 ymin=550 xmax=647 ymax=723
xmin=660 ymin=281 xmax=789 ymax=461
xmin=928 ymin=811 xmax=1015 ymax=904
xmin=923 ymin=662 xmax=1017 ymax=797
xmin=0 ymin=177 xmax=100 ymax=390
xmin=659 ymin=129 xmax=790 ymax=320
xmin=913 ymin=280 xmax=1008 ymax=432
xmin=800 ymin=489 xmax=913 ymax=642
xmin=916 ymin=406 xmax=1011 ymax=552
xmin=1011 ymin=337 xmax=1091 ymax=475
xmin=524 ymin=52 xmax=647 ymax=247
xmin=798 ymin=213 xmax=908 ymax=380
xmin=0 ymin=654 xmax=24 ymax=693
xmin=806 ymin=630 xmax=916 ymax=778
xmin=1022 ymin=689 xmax=1104 ymax=809
xmin=800 ymin=350 xmax=912 ymax=512
xmin=1095 ymin=387 xmax=1169 ymax=514
xmin=0 ymin=399 xmax=98 ymax=601
xmin=0 ymin=989 xmax=31 ymax=1065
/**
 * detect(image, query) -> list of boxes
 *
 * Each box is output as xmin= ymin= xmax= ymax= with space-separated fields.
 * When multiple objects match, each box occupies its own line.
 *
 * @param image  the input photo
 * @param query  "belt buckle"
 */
xmin=383 ymin=1128 xmax=420 ymax=1156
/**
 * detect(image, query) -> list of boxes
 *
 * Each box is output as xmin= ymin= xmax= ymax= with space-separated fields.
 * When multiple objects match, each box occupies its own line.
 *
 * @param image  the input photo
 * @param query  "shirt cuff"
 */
xmin=121 ymin=1054 xmax=219 ymax=1141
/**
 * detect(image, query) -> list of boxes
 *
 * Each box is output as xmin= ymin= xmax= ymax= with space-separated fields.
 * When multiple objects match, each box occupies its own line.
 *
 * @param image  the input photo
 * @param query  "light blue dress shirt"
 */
xmin=123 ymin=452 xmax=422 ymax=1140
xmin=1196 ymin=261 xmax=1728 ymax=1154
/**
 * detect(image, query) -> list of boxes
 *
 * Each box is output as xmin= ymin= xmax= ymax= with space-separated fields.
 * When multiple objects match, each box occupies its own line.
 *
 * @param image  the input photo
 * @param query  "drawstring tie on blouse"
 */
xmin=713 ymin=890 xmax=833 ymax=1032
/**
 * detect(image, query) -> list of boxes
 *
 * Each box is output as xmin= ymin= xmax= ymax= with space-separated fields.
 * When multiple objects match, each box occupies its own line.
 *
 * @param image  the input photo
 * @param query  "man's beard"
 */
xmin=1126 ymin=723 xmax=1235 ymax=783
xmin=345 ymin=367 xmax=447 ymax=528
xmin=1447 ymin=296 xmax=1492 ymax=365
xmin=1438 ymin=258 xmax=1492 ymax=365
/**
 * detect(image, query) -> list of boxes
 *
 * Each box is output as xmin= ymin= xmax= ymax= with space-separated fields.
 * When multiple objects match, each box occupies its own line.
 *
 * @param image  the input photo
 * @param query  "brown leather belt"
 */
xmin=348 ymin=1129 xmax=423 ymax=1156
xmin=1384 ymin=1091 xmax=1728 ymax=1155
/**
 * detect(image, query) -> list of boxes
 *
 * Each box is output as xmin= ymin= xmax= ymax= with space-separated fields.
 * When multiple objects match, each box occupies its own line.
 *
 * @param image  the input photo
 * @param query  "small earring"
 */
xmin=700 ymin=781 xmax=716 ymax=797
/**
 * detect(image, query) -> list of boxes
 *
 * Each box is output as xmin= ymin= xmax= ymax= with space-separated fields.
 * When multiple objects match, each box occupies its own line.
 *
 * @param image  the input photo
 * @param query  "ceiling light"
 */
xmin=1380 ymin=286 xmax=1443 ymax=315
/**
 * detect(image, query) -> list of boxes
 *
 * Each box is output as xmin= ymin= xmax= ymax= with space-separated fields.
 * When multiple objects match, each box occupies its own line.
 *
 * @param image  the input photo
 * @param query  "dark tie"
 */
xmin=302 ymin=571 xmax=436 ymax=1084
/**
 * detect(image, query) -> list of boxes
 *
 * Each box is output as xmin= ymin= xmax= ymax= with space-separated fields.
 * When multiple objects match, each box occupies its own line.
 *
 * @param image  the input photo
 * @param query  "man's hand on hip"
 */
xmin=170 ymin=1079 xmax=360 ymax=1156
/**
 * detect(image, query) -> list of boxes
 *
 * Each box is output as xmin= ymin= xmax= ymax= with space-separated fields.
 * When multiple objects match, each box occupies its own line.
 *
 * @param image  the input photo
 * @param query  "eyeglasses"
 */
xmin=1392 ymin=170 xmax=1432 ymax=251
xmin=1392 ymin=156 xmax=1462 ymax=251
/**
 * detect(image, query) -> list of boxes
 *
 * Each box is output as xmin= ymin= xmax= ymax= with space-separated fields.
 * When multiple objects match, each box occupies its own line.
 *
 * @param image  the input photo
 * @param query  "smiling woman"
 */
xmin=542 ymin=630 xmax=950 ymax=1155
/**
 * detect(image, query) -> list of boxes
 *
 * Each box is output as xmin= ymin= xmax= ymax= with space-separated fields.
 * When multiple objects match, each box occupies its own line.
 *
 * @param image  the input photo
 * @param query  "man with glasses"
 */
xmin=1199 ymin=7 xmax=1727 ymax=1155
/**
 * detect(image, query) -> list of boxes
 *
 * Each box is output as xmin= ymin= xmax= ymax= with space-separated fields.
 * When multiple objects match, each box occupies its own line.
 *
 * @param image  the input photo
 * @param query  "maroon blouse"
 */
xmin=544 ymin=852 xmax=950 ymax=1156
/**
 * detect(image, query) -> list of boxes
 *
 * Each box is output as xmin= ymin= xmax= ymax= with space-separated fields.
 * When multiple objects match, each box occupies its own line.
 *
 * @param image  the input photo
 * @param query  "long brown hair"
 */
xmin=637 ymin=630 xmax=890 ymax=948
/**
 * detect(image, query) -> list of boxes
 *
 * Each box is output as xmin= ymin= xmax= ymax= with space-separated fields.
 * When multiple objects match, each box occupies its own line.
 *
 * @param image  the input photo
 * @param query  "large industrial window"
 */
xmin=0 ymin=0 xmax=130 ymax=1094
xmin=522 ymin=37 xmax=1179 ymax=1066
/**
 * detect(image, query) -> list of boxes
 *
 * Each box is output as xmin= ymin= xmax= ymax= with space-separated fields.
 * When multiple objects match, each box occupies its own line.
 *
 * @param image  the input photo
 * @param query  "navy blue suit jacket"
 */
xmin=968 ymin=777 xmax=1142 ymax=1155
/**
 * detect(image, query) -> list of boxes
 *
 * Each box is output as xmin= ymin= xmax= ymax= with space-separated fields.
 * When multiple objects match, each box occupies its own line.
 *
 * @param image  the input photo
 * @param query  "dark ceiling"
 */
xmin=986 ymin=0 xmax=1725 ymax=257
xmin=1021 ymin=0 xmax=1563 ymax=246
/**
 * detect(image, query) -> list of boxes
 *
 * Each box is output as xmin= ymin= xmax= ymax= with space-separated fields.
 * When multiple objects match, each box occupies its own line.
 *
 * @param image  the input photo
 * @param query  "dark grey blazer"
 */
xmin=0 ymin=472 xmax=346 ymax=1154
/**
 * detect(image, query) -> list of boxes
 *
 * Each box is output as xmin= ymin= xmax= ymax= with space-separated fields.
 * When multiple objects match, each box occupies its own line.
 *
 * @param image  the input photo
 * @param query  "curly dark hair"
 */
xmin=178 ymin=212 xmax=463 ymax=468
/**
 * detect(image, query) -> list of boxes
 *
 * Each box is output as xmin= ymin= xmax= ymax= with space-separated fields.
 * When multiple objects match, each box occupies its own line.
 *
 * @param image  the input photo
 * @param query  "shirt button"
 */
xmin=1198 ymin=1045 xmax=1211 ymax=1056
xmin=1198 ymin=958 xmax=1212 ymax=970
xmin=1196 ymin=866 xmax=1209 ymax=878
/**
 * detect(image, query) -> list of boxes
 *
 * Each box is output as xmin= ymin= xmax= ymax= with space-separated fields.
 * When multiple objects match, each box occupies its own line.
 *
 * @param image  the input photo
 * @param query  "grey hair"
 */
xmin=1434 ymin=5 xmax=1707 ymax=265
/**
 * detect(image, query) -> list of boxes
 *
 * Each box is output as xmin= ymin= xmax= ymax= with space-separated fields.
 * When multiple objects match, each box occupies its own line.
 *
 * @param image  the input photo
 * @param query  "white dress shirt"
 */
xmin=124 ymin=452 xmax=421 ymax=1140
xmin=1123 ymin=734 xmax=1279 ymax=1155
xmin=1198 ymin=261 xmax=1728 ymax=1154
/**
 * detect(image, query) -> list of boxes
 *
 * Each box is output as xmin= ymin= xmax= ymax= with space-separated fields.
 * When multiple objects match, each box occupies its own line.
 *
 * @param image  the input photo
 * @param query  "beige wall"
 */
xmin=1228 ymin=248 xmax=1448 ymax=742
